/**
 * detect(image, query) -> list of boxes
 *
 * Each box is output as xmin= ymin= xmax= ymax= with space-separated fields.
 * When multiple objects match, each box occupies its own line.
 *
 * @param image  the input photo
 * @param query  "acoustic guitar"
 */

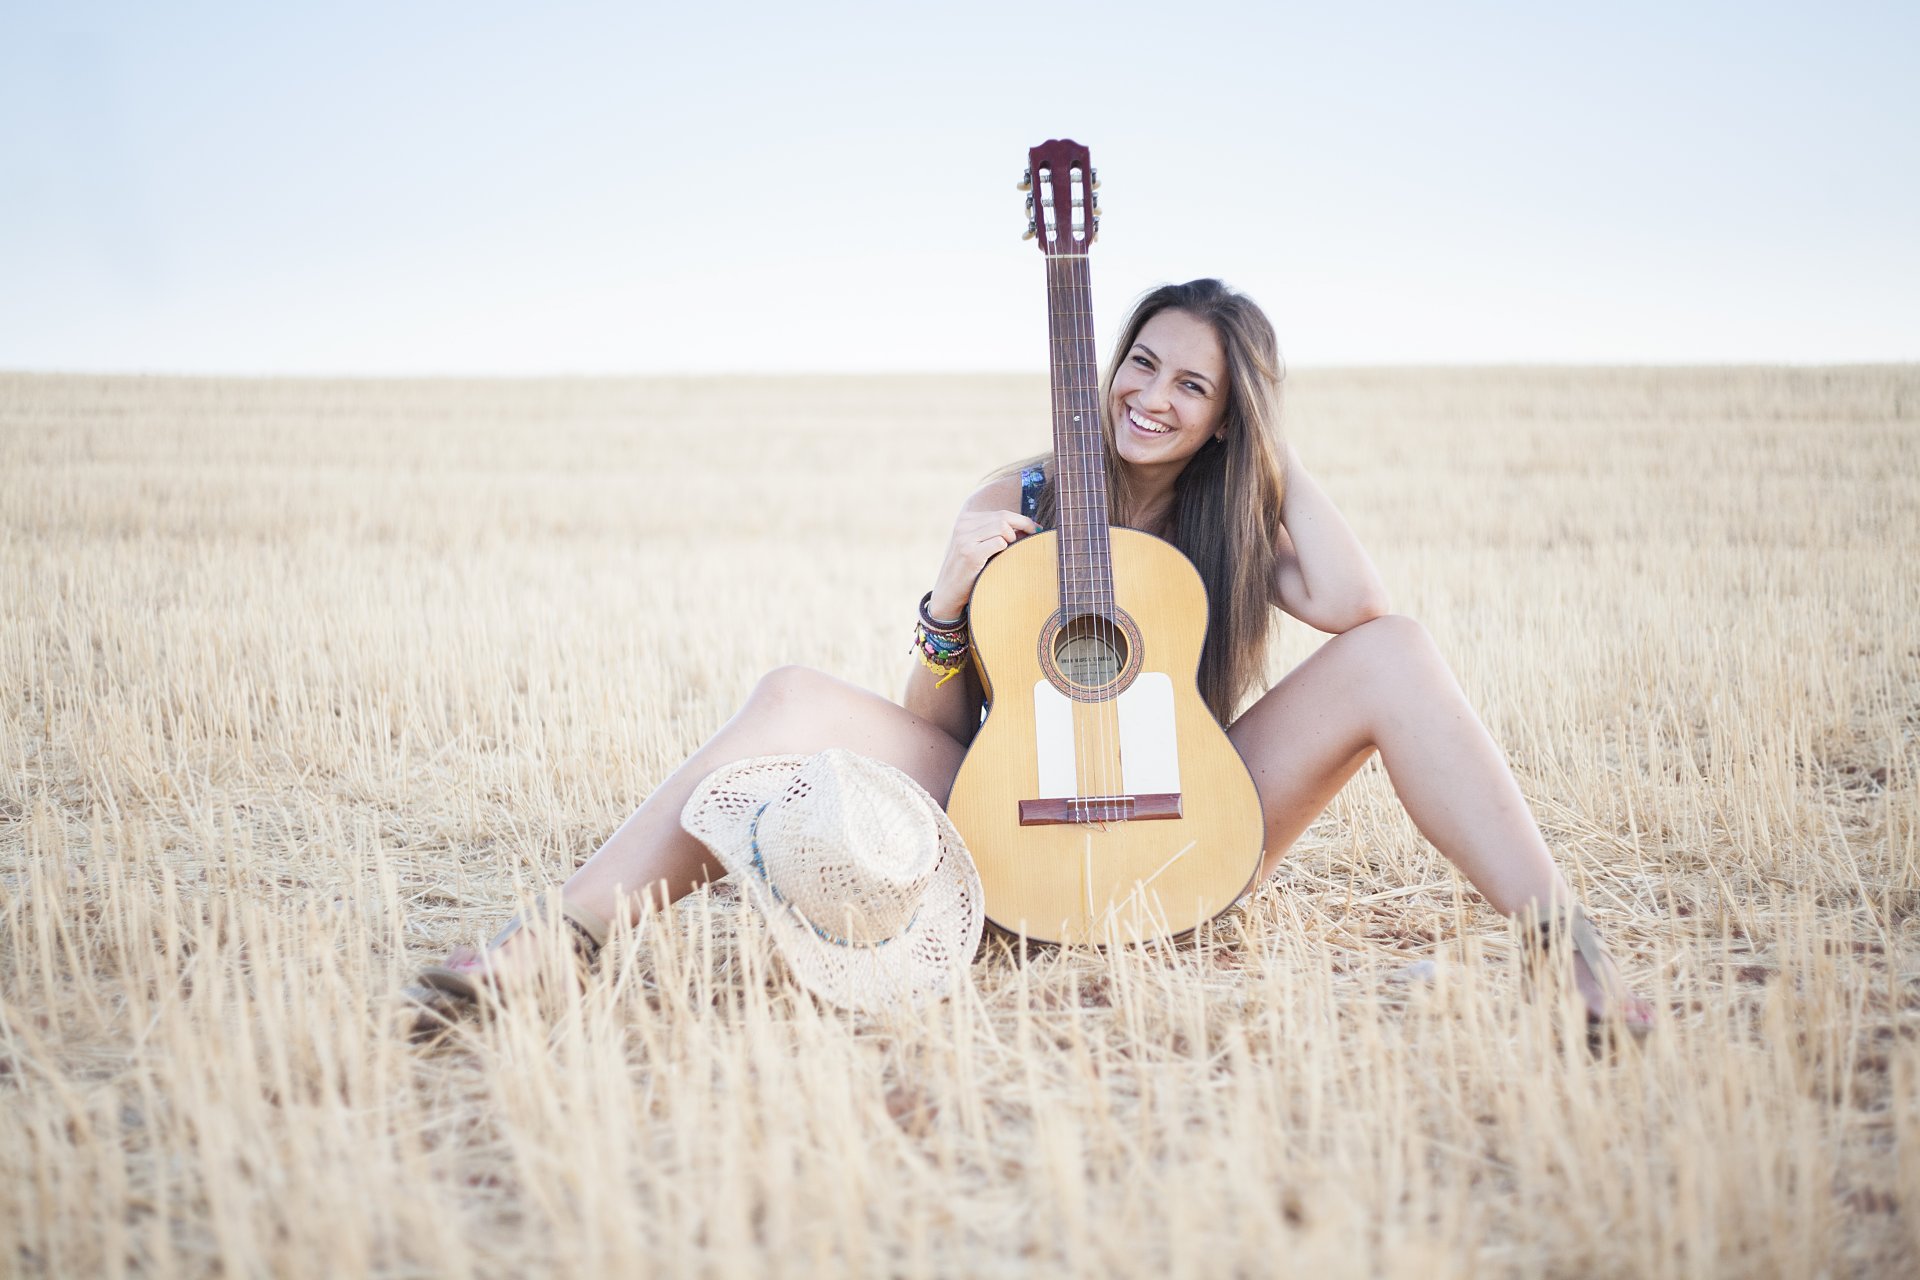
xmin=945 ymin=139 xmax=1265 ymax=945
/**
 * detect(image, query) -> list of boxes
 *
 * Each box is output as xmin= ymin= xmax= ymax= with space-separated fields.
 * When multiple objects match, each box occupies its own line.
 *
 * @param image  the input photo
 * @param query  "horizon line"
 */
xmin=5 ymin=357 xmax=1917 ymax=383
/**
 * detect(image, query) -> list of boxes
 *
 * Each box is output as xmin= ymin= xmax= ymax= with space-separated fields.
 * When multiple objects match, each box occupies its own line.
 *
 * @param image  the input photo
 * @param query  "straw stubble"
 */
xmin=1 ymin=367 xmax=1915 ymax=1276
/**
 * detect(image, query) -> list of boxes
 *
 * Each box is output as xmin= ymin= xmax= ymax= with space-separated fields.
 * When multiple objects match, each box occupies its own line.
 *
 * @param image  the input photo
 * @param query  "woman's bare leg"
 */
xmin=1229 ymin=614 xmax=1651 ymax=1025
xmin=449 ymin=666 xmax=965 ymax=976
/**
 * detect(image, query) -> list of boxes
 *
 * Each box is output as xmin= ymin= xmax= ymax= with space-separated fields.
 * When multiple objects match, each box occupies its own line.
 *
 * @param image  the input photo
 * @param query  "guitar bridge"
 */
xmin=1017 ymin=793 xmax=1182 ymax=826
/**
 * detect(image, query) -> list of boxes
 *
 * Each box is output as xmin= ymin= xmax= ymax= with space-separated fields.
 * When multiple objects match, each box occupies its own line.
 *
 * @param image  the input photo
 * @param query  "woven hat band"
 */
xmin=747 ymin=802 xmax=925 ymax=948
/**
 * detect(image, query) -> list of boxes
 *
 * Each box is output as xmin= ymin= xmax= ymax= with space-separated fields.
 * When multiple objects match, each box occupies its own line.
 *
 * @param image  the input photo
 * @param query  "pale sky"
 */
xmin=3 ymin=0 xmax=1915 ymax=374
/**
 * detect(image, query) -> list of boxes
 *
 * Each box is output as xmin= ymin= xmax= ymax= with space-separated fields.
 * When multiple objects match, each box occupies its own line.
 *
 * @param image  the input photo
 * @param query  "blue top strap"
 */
xmin=1020 ymin=465 xmax=1046 ymax=526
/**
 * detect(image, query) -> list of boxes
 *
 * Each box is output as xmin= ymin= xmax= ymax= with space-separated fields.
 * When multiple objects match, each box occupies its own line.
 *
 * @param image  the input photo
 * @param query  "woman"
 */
xmin=413 ymin=278 xmax=1655 ymax=1034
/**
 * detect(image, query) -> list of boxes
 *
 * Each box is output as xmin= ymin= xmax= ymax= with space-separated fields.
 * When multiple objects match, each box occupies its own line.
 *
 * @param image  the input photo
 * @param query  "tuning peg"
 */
xmin=1090 ymin=168 xmax=1100 ymax=190
xmin=1023 ymin=219 xmax=1037 ymax=240
xmin=1091 ymin=194 xmax=1099 ymax=214
xmin=1025 ymin=193 xmax=1034 ymax=216
xmin=1017 ymin=168 xmax=1031 ymax=192
xmin=1090 ymin=215 xmax=1101 ymax=241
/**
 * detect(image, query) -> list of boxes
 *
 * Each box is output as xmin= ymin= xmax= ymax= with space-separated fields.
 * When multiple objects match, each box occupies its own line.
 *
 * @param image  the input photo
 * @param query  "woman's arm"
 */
xmin=1271 ymin=442 xmax=1393 ymax=633
xmin=901 ymin=639 xmax=987 ymax=746
xmin=901 ymin=474 xmax=1038 ymax=744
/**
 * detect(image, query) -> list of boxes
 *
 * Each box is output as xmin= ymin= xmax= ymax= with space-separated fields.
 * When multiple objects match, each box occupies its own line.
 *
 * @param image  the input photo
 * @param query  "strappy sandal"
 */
xmin=399 ymin=893 xmax=611 ymax=1039
xmin=1519 ymin=902 xmax=1653 ymax=1044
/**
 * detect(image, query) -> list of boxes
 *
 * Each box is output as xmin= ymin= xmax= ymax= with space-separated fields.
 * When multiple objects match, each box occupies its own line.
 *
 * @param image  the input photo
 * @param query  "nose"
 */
xmin=1139 ymin=372 xmax=1175 ymax=412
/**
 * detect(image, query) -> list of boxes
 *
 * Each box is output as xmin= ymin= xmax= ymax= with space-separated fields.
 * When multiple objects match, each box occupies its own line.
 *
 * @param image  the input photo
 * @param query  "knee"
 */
xmin=1332 ymin=613 xmax=1444 ymax=674
xmin=1344 ymin=614 xmax=1436 ymax=656
xmin=748 ymin=664 xmax=835 ymax=709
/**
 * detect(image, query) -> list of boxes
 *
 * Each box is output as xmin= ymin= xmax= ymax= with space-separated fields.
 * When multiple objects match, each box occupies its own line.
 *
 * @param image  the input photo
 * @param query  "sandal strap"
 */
xmin=552 ymin=895 xmax=611 ymax=964
xmin=483 ymin=892 xmax=611 ymax=965
xmin=1561 ymin=906 xmax=1611 ymax=989
xmin=1522 ymin=902 xmax=1625 ymax=1001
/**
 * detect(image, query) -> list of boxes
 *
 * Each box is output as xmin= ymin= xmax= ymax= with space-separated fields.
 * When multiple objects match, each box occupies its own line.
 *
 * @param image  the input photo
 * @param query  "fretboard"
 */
xmin=1044 ymin=252 xmax=1115 ymax=618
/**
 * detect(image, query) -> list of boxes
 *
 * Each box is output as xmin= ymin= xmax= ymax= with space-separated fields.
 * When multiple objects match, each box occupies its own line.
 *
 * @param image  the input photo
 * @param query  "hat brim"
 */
xmin=680 ymin=753 xmax=983 ymax=1014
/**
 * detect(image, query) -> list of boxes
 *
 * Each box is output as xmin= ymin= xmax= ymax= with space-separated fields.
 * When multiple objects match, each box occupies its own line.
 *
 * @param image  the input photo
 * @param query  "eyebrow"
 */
xmin=1133 ymin=343 xmax=1218 ymax=389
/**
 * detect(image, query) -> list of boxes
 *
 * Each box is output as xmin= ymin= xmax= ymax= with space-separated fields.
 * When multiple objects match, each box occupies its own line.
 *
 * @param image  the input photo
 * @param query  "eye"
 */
xmin=1131 ymin=354 xmax=1152 ymax=368
xmin=1182 ymin=381 xmax=1207 ymax=395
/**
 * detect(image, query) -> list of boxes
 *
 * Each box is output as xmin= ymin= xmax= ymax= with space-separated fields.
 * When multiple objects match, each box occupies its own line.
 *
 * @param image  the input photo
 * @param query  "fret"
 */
xmin=1042 ymin=250 xmax=1116 ymax=614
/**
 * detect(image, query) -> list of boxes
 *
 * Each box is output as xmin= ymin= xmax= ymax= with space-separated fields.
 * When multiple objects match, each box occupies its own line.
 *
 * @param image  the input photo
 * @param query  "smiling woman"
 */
xmin=403 ymin=276 xmax=1656 ymax=1040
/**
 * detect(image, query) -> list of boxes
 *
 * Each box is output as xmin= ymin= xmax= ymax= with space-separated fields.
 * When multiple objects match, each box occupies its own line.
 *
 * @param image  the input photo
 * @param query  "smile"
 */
xmin=1127 ymin=408 xmax=1173 ymax=435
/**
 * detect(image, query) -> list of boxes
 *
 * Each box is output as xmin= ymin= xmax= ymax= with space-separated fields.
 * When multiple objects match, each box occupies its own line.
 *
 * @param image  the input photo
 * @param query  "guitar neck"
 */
xmin=1044 ymin=251 xmax=1117 ymax=618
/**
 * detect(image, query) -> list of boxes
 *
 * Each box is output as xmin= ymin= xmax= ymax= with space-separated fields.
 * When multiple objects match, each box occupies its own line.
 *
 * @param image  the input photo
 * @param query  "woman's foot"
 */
xmin=1570 ymin=940 xmax=1655 ymax=1033
xmin=1523 ymin=903 xmax=1654 ymax=1038
xmin=438 ymin=929 xmax=541 ymax=988
xmin=399 ymin=894 xmax=610 ymax=1037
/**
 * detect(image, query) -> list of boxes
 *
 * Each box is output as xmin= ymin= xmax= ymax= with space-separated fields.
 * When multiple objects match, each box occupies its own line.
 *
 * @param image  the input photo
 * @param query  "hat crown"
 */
xmin=754 ymin=750 xmax=940 ymax=946
xmin=680 ymin=747 xmax=985 ymax=1014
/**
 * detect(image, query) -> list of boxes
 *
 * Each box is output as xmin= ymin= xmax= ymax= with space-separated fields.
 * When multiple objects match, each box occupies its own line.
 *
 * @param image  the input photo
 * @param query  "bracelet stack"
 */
xmin=912 ymin=591 xmax=970 ymax=687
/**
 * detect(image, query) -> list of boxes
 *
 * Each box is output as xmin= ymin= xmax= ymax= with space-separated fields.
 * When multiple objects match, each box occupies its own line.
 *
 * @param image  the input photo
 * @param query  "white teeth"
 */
xmin=1129 ymin=409 xmax=1171 ymax=434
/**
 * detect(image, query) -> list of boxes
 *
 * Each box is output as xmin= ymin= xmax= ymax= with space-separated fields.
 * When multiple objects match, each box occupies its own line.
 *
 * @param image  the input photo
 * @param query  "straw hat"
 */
xmin=680 ymin=749 xmax=984 ymax=1013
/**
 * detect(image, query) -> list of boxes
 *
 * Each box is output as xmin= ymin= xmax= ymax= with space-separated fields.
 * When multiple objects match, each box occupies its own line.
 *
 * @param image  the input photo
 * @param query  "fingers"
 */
xmin=967 ymin=537 xmax=1013 ymax=564
xmin=937 ymin=508 xmax=1044 ymax=604
xmin=954 ymin=512 xmax=1037 ymax=546
xmin=983 ymin=511 xmax=1040 ymax=542
xmin=977 ymin=515 xmax=1035 ymax=557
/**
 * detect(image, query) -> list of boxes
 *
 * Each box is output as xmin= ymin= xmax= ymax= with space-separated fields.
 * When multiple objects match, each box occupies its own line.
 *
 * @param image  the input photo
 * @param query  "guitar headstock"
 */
xmin=1019 ymin=139 xmax=1099 ymax=255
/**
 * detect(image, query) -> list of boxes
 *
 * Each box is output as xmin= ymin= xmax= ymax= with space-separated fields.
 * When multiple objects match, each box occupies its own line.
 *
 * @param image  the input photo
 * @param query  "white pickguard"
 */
xmin=1032 ymin=673 xmax=1180 ymax=798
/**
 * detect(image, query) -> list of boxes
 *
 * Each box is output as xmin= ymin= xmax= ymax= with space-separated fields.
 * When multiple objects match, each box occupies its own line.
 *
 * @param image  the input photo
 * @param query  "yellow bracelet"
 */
xmin=915 ymin=646 xmax=968 ymax=687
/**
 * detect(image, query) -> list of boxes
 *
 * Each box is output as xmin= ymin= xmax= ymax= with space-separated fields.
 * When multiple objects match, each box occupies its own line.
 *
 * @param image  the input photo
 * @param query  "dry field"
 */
xmin=2 ymin=366 xmax=1917 ymax=1277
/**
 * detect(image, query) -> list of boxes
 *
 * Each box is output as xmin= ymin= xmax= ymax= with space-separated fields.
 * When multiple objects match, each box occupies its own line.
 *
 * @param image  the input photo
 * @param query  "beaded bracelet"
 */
xmin=913 ymin=626 xmax=969 ymax=685
xmin=918 ymin=591 xmax=968 ymax=635
xmin=913 ymin=592 xmax=970 ymax=686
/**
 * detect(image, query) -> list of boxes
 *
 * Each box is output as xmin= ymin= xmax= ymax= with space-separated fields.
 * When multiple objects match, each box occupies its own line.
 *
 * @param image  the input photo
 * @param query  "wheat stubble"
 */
xmin=2 ymin=367 xmax=1916 ymax=1277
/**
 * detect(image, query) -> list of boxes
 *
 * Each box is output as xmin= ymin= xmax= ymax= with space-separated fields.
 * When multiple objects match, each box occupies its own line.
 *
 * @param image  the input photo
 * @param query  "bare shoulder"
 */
xmin=961 ymin=469 xmax=1026 ymax=515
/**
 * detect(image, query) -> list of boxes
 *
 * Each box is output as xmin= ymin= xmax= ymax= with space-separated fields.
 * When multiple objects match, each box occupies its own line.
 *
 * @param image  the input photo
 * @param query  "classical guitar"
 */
xmin=945 ymin=139 xmax=1265 ymax=945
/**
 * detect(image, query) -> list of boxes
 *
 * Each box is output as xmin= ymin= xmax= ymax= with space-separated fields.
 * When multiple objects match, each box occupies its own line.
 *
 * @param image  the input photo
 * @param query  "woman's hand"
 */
xmin=929 ymin=507 xmax=1040 ymax=621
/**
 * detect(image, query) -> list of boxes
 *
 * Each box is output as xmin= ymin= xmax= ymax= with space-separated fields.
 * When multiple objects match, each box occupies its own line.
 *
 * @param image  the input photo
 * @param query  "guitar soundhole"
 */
xmin=1055 ymin=615 xmax=1125 ymax=687
xmin=1039 ymin=610 xmax=1143 ymax=700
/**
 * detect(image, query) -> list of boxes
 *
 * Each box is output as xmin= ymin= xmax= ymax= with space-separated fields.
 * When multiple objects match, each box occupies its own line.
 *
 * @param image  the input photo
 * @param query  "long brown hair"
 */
xmin=1014 ymin=278 xmax=1288 ymax=725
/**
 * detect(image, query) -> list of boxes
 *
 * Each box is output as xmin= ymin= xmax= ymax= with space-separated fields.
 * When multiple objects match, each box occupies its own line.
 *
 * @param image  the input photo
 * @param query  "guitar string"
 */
xmin=1042 ymin=177 xmax=1071 ymax=851
xmin=1070 ymin=181 xmax=1117 ymax=835
xmin=1097 ymin=244 xmax=1123 ymax=830
xmin=1057 ymin=173 xmax=1102 ymax=838
xmin=1050 ymin=168 xmax=1101 ymax=841
xmin=1045 ymin=199 xmax=1075 ymax=817
xmin=1064 ymin=173 xmax=1119 ymax=835
xmin=1079 ymin=239 xmax=1123 ymax=832
xmin=1055 ymin=183 xmax=1102 ymax=832
xmin=1043 ymin=171 xmax=1094 ymax=846
xmin=1068 ymin=216 xmax=1117 ymax=827
xmin=1094 ymin=243 xmax=1126 ymax=832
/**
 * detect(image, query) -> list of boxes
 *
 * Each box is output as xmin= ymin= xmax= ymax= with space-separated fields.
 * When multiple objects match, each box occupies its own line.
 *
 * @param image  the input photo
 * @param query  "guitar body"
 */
xmin=949 ymin=528 xmax=1265 ymax=945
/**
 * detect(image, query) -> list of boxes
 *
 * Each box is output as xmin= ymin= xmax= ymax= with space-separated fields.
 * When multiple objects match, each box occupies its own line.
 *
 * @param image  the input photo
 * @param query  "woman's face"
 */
xmin=1107 ymin=308 xmax=1228 ymax=472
